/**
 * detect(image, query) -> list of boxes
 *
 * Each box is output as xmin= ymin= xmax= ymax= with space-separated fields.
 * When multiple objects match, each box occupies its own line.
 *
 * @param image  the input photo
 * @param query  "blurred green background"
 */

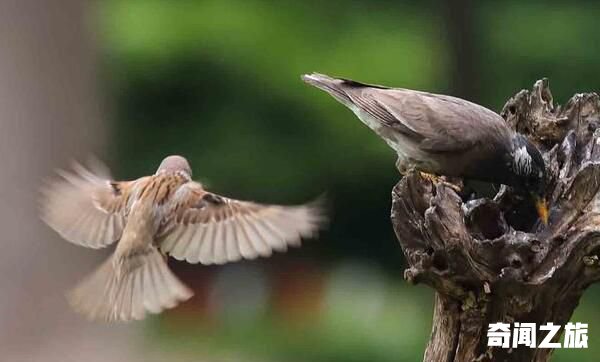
xmin=93 ymin=0 xmax=600 ymax=360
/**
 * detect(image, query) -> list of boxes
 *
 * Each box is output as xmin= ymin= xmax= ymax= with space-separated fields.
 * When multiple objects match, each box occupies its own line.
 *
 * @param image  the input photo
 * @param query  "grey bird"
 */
xmin=302 ymin=73 xmax=548 ymax=224
xmin=41 ymin=155 xmax=326 ymax=322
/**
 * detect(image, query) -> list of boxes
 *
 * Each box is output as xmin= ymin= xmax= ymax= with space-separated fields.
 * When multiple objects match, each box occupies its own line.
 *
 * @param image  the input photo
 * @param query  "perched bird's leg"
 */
xmin=419 ymin=172 xmax=463 ymax=193
xmin=442 ymin=176 xmax=464 ymax=192
xmin=418 ymin=171 xmax=438 ymax=183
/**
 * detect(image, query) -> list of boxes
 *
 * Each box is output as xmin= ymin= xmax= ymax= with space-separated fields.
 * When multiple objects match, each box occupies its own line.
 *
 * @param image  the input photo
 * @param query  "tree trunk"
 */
xmin=391 ymin=79 xmax=600 ymax=361
xmin=0 ymin=2 xmax=142 ymax=361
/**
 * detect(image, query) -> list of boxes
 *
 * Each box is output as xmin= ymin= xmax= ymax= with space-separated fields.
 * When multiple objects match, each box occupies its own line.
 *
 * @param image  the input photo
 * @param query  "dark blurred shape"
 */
xmin=443 ymin=0 xmax=478 ymax=100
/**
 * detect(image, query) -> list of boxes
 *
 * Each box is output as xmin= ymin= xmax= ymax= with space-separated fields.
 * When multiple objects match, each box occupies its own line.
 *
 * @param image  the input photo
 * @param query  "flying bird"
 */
xmin=41 ymin=155 xmax=325 ymax=322
xmin=302 ymin=73 xmax=548 ymax=224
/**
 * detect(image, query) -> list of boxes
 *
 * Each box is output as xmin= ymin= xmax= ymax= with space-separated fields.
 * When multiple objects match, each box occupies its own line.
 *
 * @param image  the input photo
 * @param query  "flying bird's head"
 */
xmin=157 ymin=155 xmax=192 ymax=179
xmin=508 ymin=134 xmax=548 ymax=224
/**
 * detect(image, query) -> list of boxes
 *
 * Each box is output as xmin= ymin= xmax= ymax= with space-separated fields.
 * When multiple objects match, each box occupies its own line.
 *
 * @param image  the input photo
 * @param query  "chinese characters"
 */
xmin=487 ymin=322 xmax=588 ymax=349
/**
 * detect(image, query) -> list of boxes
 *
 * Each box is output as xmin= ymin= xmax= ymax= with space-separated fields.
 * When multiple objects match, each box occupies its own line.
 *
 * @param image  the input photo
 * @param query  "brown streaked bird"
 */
xmin=41 ymin=155 xmax=325 ymax=322
xmin=302 ymin=73 xmax=548 ymax=224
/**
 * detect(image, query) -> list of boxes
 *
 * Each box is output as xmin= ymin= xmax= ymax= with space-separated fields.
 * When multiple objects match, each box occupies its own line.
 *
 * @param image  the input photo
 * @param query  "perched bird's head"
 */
xmin=157 ymin=155 xmax=192 ymax=178
xmin=508 ymin=134 xmax=548 ymax=224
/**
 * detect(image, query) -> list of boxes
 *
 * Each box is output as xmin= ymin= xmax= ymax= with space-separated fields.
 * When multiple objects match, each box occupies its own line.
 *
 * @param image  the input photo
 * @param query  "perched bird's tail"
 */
xmin=68 ymin=247 xmax=193 ymax=322
xmin=301 ymin=73 xmax=355 ymax=106
xmin=301 ymin=73 xmax=388 ymax=107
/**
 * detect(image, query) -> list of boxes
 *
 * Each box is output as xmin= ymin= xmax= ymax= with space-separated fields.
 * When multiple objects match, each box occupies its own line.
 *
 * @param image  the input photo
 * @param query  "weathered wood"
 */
xmin=391 ymin=79 xmax=600 ymax=361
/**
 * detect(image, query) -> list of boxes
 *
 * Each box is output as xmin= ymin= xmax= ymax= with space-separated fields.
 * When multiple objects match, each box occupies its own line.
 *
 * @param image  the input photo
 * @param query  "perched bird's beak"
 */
xmin=534 ymin=196 xmax=549 ymax=225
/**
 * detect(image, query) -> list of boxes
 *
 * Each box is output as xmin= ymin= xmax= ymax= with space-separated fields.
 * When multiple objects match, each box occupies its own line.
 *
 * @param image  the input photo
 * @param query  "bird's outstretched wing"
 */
xmin=40 ymin=161 xmax=139 ymax=248
xmin=302 ymin=73 xmax=510 ymax=153
xmin=158 ymin=182 xmax=326 ymax=265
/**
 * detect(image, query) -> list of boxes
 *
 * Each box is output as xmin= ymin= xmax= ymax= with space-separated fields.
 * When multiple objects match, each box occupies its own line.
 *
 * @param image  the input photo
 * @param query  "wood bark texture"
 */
xmin=391 ymin=79 xmax=600 ymax=362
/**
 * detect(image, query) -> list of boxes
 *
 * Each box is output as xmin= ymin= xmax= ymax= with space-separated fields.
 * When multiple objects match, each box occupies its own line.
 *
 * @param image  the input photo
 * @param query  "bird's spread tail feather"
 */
xmin=68 ymin=247 xmax=193 ymax=322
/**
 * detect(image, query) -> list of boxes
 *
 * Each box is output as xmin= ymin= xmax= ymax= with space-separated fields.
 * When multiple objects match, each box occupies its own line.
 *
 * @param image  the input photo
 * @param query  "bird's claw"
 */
xmin=419 ymin=172 xmax=463 ymax=193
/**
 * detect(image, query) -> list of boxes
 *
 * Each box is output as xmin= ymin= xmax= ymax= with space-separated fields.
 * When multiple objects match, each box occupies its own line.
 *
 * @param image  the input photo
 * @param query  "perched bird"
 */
xmin=40 ymin=155 xmax=325 ymax=322
xmin=302 ymin=73 xmax=548 ymax=224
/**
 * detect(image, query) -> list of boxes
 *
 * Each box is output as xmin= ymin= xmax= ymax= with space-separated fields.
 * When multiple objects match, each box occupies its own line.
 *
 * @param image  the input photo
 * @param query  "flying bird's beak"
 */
xmin=535 ymin=196 xmax=549 ymax=225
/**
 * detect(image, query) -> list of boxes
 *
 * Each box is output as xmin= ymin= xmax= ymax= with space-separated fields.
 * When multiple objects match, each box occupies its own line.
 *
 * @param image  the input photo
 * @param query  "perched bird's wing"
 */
xmin=158 ymin=182 xmax=326 ymax=265
xmin=40 ymin=161 xmax=140 ymax=248
xmin=302 ymin=73 xmax=510 ymax=153
xmin=361 ymin=89 xmax=509 ymax=152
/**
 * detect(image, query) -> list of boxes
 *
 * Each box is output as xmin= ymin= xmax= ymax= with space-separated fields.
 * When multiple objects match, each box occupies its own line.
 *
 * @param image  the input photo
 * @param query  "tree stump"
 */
xmin=391 ymin=79 xmax=600 ymax=361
